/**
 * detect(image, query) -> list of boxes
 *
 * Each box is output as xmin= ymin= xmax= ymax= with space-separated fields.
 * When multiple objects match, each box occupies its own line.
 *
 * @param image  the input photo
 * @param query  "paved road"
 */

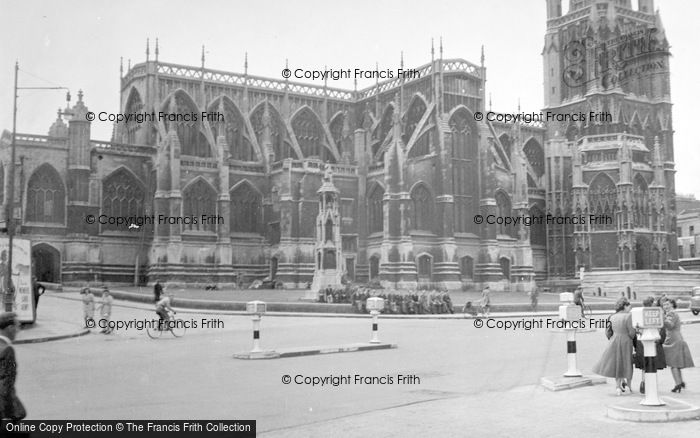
xmin=14 ymin=296 xmax=700 ymax=436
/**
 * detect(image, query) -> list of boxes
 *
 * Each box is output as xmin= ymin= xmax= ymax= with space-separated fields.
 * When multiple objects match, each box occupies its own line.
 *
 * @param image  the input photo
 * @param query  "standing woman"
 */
xmin=481 ymin=285 xmax=491 ymax=316
xmin=593 ymin=297 xmax=636 ymax=395
xmin=662 ymin=299 xmax=695 ymax=392
xmin=98 ymin=287 xmax=114 ymax=334
xmin=81 ymin=285 xmax=95 ymax=328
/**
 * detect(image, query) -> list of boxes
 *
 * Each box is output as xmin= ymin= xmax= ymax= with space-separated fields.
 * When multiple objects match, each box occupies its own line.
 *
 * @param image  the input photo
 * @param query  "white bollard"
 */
xmin=246 ymin=301 xmax=267 ymax=353
xmin=640 ymin=332 xmax=664 ymax=406
xmin=370 ymin=310 xmax=380 ymax=343
xmin=631 ymin=307 xmax=665 ymax=406
xmin=366 ymin=297 xmax=385 ymax=344
xmin=559 ymin=294 xmax=581 ymax=377
xmin=564 ymin=329 xmax=582 ymax=377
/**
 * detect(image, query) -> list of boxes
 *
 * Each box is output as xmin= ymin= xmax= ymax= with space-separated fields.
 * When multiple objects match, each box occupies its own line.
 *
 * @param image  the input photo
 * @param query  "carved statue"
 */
xmin=323 ymin=163 xmax=333 ymax=182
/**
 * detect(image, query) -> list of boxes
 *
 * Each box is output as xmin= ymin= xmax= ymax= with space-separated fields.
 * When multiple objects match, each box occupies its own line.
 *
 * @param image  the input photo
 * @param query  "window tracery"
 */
xmin=367 ymin=185 xmax=384 ymax=233
xmin=292 ymin=108 xmax=334 ymax=163
xmin=411 ymin=184 xmax=433 ymax=232
xmin=588 ymin=174 xmax=617 ymax=231
xmin=524 ymin=139 xmax=545 ymax=177
xmin=450 ymin=109 xmax=478 ymax=233
xmin=26 ymin=165 xmax=65 ymax=224
xmin=230 ymin=183 xmax=262 ymax=233
xmin=169 ymin=93 xmax=210 ymax=157
xmin=101 ymin=169 xmax=144 ymax=231
xmin=183 ymin=179 xmax=217 ymax=232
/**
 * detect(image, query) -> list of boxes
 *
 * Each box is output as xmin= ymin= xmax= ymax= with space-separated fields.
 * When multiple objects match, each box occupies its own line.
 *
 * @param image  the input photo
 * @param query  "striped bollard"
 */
xmin=641 ymin=333 xmax=664 ymax=406
xmin=630 ymin=308 xmax=665 ymax=406
xmin=559 ymin=293 xmax=581 ymax=377
xmin=564 ymin=329 xmax=582 ymax=377
xmin=366 ymin=297 xmax=385 ymax=344
xmin=246 ymin=301 xmax=267 ymax=353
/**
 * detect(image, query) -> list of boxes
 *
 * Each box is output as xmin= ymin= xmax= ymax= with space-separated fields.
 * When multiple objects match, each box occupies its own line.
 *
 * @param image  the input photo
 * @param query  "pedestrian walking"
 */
xmin=662 ymin=299 xmax=695 ymax=392
xmin=0 ymin=312 xmax=26 ymax=421
xmin=633 ymin=296 xmax=666 ymax=394
xmin=32 ymin=277 xmax=46 ymax=312
xmin=98 ymin=287 xmax=114 ymax=334
xmin=573 ymin=286 xmax=585 ymax=317
xmin=529 ymin=287 xmax=539 ymax=311
xmin=481 ymin=286 xmax=491 ymax=316
xmin=81 ymin=286 xmax=95 ymax=328
xmin=153 ymin=280 xmax=163 ymax=302
xmin=592 ymin=297 xmax=636 ymax=395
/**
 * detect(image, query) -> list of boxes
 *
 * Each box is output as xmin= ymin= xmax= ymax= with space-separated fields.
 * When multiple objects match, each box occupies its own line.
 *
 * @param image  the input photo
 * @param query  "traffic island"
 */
xmin=541 ymin=294 xmax=607 ymax=391
xmin=232 ymin=350 xmax=281 ymax=360
xmin=233 ymin=342 xmax=396 ymax=360
xmin=233 ymin=299 xmax=397 ymax=359
xmin=607 ymin=397 xmax=700 ymax=422
xmin=540 ymin=375 xmax=606 ymax=391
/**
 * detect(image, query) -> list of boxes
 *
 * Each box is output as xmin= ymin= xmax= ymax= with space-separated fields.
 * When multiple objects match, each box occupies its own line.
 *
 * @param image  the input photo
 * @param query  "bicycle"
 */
xmin=146 ymin=310 xmax=186 ymax=339
xmin=579 ymin=303 xmax=593 ymax=319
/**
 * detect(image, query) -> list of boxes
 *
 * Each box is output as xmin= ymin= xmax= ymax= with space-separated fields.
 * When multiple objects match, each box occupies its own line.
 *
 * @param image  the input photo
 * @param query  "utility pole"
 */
xmin=5 ymin=61 xmax=18 ymax=311
xmin=4 ymin=61 xmax=68 ymax=312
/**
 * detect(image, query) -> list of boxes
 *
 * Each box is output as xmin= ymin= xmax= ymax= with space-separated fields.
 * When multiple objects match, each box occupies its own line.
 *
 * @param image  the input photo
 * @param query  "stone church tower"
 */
xmin=543 ymin=0 xmax=676 ymax=276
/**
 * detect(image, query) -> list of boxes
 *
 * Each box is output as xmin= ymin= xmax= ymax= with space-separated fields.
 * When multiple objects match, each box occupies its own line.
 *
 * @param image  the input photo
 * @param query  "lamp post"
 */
xmin=4 ymin=61 xmax=68 ymax=311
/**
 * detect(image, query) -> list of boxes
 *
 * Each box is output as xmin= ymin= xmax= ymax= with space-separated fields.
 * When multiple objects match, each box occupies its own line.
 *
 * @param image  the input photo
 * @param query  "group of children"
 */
xmin=80 ymin=286 xmax=113 ymax=334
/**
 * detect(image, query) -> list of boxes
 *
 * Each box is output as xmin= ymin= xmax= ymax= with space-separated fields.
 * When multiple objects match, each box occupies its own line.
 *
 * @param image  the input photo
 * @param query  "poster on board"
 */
xmin=0 ymin=237 xmax=34 ymax=323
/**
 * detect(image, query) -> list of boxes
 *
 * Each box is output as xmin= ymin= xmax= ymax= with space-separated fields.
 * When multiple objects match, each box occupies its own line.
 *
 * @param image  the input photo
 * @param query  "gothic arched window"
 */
xmin=329 ymin=113 xmax=345 ymax=158
xmin=499 ymin=134 xmax=512 ymax=159
xmin=251 ymin=103 xmax=292 ymax=162
xmin=402 ymin=97 xmax=427 ymax=145
xmin=588 ymin=173 xmax=617 ymax=231
xmin=367 ymin=184 xmax=384 ymax=234
xmin=124 ymin=89 xmax=143 ymax=144
xmin=372 ymin=105 xmax=393 ymax=159
xmin=230 ymin=182 xmax=262 ymax=233
xmin=101 ymin=169 xmax=144 ymax=231
xmin=26 ymin=164 xmax=65 ymax=224
xmin=495 ymin=190 xmax=513 ymax=237
xmin=633 ymin=174 xmax=649 ymax=228
xmin=411 ymin=184 xmax=433 ymax=232
xmin=450 ymin=108 xmax=479 ymax=233
xmin=213 ymin=99 xmax=255 ymax=161
xmin=292 ymin=108 xmax=335 ymax=163
xmin=524 ymin=138 xmax=545 ymax=177
xmin=183 ymin=179 xmax=217 ymax=232
xmin=168 ymin=92 xmax=210 ymax=157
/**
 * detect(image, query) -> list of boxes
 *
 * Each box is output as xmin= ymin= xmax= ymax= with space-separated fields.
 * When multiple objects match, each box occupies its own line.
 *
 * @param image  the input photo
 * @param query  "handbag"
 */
xmin=605 ymin=316 xmax=613 ymax=340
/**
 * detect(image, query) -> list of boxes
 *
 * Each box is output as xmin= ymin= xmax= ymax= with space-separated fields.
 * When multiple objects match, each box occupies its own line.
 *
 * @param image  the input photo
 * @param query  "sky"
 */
xmin=0 ymin=0 xmax=698 ymax=197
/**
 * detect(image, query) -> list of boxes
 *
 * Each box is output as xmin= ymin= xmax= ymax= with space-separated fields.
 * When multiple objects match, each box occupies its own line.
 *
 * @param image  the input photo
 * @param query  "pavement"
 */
xmin=261 ymin=377 xmax=700 ymax=437
xmin=15 ymin=294 xmax=89 ymax=344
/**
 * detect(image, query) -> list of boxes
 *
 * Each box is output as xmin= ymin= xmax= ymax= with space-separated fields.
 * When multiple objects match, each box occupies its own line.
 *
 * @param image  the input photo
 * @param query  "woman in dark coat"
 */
xmin=593 ymin=297 xmax=636 ymax=395
xmin=633 ymin=296 xmax=666 ymax=394
xmin=662 ymin=299 xmax=695 ymax=392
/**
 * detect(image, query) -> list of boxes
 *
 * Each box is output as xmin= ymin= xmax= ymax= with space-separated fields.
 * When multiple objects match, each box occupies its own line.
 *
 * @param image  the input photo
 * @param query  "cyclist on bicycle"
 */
xmin=155 ymin=293 xmax=175 ymax=327
xmin=573 ymin=286 xmax=585 ymax=317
